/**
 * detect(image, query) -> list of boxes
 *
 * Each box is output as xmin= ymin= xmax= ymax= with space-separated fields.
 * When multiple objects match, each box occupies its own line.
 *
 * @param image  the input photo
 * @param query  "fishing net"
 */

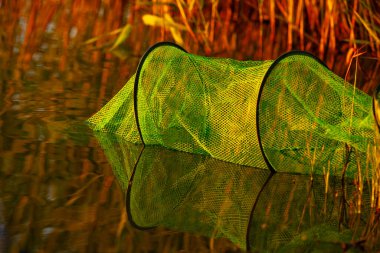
xmin=93 ymin=132 xmax=371 ymax=251
xmin=88 ymin=42 xmax=375 ymax=176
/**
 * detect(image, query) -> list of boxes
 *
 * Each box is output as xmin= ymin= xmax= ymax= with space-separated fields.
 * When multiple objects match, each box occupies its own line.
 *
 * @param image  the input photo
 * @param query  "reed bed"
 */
xmin=1 ymin=0 xmax=380 ymax=80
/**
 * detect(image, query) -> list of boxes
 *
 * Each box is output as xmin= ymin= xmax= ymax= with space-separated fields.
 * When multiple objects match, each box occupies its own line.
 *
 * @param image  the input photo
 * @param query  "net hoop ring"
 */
xmin=256 ymin=51 xmax=329 ymax=173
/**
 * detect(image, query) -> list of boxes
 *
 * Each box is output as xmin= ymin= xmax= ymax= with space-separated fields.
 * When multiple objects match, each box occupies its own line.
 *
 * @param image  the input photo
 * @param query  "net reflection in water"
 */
xmin=94 ymin=132 xmax=374 ymax=252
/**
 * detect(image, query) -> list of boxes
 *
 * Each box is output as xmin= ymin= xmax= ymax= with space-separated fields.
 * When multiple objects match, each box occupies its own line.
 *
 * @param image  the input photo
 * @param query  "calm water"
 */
xmin=0 ymin=2 xmax=379 ymax=253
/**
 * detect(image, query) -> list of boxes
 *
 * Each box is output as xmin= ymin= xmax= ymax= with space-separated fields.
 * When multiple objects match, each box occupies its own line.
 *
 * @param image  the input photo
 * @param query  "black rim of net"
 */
xmin=256 ymin=50 xmax=329 ymax=173
xmin=372 ymin=84 xmax=380 ymax=132
xmin=133 ymin=41 xmax=188 ymax=145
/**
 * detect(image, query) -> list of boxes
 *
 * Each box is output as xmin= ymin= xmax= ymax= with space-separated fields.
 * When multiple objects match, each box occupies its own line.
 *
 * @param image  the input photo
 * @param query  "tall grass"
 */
xmin=3 ymin=1 xmax=380 ymax=68
xmin=134 ymin=1 xmax=380 ymax=67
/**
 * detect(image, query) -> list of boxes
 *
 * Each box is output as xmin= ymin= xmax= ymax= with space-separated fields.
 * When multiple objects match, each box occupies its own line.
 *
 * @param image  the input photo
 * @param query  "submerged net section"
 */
xmin=93 ymin=133 xmax=372 ymax=251
xmin=88 ymin=42 xmax=375 ymax=175
xmin=128 ymin=146 xmax=271 ymax=250
xmin=248 ymin=171 xmax=371 ymax=252
xmin=92 ymin=132 xmax=143 ymax=191
xmin=93 ymin=131 xmax=272 ymax=249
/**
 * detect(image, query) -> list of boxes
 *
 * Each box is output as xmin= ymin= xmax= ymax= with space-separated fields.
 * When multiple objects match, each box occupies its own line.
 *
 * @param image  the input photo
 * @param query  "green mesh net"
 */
xmin=93 ymin=132 xmax=371 ymax=251
xmin=88 ymin=42 xmax=375 ymax=176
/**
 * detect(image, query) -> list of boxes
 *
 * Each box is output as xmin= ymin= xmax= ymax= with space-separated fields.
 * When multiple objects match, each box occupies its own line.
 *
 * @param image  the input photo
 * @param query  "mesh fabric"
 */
xmin=87 ymin=42 xmax=375 ymax=175
xmin=258 ymin=53 xmax=374 ymax=177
